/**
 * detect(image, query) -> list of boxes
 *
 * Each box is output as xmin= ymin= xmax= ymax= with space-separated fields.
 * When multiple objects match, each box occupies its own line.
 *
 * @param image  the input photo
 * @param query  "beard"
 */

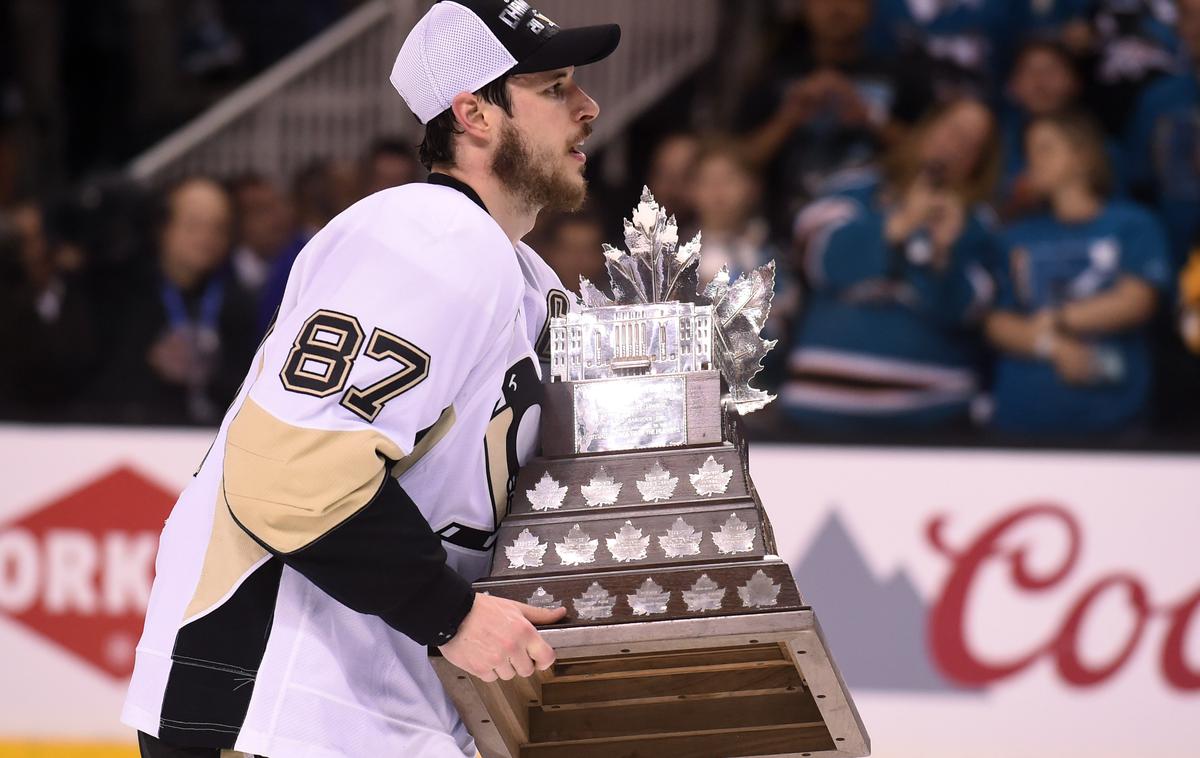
xmin=491 ymin=120 xmax=588 ymax=213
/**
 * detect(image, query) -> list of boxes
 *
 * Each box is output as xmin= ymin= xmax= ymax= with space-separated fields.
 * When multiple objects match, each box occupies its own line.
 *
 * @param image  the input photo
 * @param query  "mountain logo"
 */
xmin=792 ymin=510 xmax=975 ymax=692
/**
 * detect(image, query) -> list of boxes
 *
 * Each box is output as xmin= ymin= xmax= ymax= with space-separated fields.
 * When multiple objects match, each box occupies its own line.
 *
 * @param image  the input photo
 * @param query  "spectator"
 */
xmin=291 ymin=157 xmax=360 ymax=237
xmin=783 ymin=98 xmax=1000 ymax=431
xmin=361 ymin=137 xmax=423 ymax=196
xmin=645 ymin=132 xmax=701 ymax=231
xmin=738 ymin=0 xmax=933 ymax=236
xmin=229 ymin=173 xmax=298 ymax=294
xmin=1123 ymin=0 xmax=1200 ymax=265
xmin=1024 ymin=0 xmax=1092 ymax=37
xmin=867 ymin=0 xmax=1027 ymax=100
xmin=256 ymin=158 xmax=359 ymax=333
xmin=91 ymin=177 xmax=258 ymax=425
xmin=691 ymin=141 xmax=777 ymax=284
xmin=691 ymin=139 xmax=797 ymax=390
xmin=534 ymin=208 xmax=606 ymax=294
xmin=985 ymin=111 xmax=1170 ymax=436
xmin=999 ymin=39 xmax=1125 ymax=219
xmin=0 ymin=200 xmax=99 ymax=421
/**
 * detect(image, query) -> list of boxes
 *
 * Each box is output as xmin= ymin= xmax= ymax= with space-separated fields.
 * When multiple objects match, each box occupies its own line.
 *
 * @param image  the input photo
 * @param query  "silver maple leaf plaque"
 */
xmin=628 ymin=578 xmax=670 ymax=616
xmin=580 ymin=466 xmax=623 ymax=507
xmin=526 ymin=587 xmax=563 ymax=610
xmin=636 ymin=460 xmax=678 ymax=502
xmin=712 ymin=513 xmax=757 ymax=555
xmin=658 ymin=516 xmax=702 ymax=558
xmin=526 ymin=472 xmax=567 ymax=512
xmin=606 ymin=520 xmax=650 ymax=563
xmin=573 ymin=582 xmax=616 ymax=620
xmin=505 ymin=528 xmax=547 ymax=570
xmin=682 ymin=574 xmax=726 ymax=613
xmin=554 ymin=524 xmax=599 ymax=566
xmin=689 ymin=455 xmax=734 ymax=497
xmin=737 ymin=570 xmax=781 ymax=608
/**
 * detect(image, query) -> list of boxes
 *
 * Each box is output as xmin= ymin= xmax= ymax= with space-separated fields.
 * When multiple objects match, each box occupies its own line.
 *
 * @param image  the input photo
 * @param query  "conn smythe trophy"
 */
xmin=432 ymin=190 xmax=870 ymax=758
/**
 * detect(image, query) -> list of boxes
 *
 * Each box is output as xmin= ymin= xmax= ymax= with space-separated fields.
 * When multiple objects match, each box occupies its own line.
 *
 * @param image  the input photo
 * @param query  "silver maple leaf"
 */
xmin=636 ymin=460 xmax=678 ymax=502
xmin=554 ymin=524 xmax=599 ymax=566
xmin=628 ymin=578 xmax=670 ymax=615
xmin=737 ymin=570 xmax=782 ymax=608
xmin=526 ymin=587 xmax=563 ymax=610
xmin=573 ymin=581 xmax=616 ymax=620
xmin=689 ymin=455 xmax=734 ymax=497
xmin=658 ymin=516 xmax=702 ymax=558
xmin=682 ymin=574 xmax=726 ymax=612
xmin=712 ymin=513 xmax=757 ymax=555
xmin=588 ymin=187 xmax=697 ymax=305
xmin=526 ymin=472 xmax=567 ymax=511
xmin=701 ymin=262 xmax=778 ymax=414
xmin=578 ymin=275 xmax=614 ymax=308
xmin=505 ymin=528 xmax=547 ymax=569
xmin=606 ymin=520 xmax=650 ymax=562
xmin=581 ymin=466 xmax=623 ymax=507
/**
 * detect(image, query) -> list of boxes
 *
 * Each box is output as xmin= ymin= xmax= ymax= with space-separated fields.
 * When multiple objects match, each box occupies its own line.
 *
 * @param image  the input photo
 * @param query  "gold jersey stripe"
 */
xmin=224 ymin=397 xmax=404 ymax=554
xmin=183 ymin=486 xmax=272 ymax=622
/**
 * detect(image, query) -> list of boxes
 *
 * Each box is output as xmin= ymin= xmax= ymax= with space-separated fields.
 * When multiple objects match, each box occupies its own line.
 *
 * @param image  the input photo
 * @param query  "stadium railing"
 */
xmin=127 ymin=0 xmax=720 ymax=185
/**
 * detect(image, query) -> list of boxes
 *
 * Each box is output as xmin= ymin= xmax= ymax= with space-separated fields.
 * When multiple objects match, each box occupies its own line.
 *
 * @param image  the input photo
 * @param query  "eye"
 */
xmin=546 ymin=82 xmax=565 ymax=97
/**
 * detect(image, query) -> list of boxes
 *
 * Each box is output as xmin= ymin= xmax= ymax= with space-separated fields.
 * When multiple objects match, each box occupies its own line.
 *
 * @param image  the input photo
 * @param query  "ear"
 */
xmin=450 ymin=91 xmax=492 ymax=140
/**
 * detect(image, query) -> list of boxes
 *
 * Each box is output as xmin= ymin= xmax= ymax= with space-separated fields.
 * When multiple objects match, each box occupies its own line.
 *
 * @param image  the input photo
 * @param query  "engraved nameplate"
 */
xmin=573 ymin=375 xmax=687 ymax=453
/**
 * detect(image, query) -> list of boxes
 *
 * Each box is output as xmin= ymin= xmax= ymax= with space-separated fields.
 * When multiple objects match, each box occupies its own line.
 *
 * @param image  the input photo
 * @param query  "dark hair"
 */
xmin=365 ymin=136 xmax=417 ymax=164
xmin=1028 ymin=110 xmax=1115 ymax=198
xmin=226 ymin=171 xmax=271 ymax=196
xmin=1012 ymin=37 xmax=1084 ymax=85
xmin=417 ymin=74 xmax=514 ymax=170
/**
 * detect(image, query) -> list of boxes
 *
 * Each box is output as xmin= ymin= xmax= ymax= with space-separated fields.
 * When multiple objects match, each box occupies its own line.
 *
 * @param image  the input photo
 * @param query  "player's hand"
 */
xmin=438 ymin=593 xmax=567 ymax=682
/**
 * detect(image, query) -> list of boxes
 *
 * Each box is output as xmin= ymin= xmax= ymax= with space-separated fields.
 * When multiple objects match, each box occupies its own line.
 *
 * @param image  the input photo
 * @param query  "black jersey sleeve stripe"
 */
xmin=227 ymin=467 xmax=475 ymax=647
xmin=222 ymin=397 xmax=474 ymax=646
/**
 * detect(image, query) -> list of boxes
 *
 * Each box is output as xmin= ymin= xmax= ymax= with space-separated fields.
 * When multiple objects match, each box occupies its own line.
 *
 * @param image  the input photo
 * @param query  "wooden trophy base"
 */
xmin=431 ymin=610 xmax=870 ymax=758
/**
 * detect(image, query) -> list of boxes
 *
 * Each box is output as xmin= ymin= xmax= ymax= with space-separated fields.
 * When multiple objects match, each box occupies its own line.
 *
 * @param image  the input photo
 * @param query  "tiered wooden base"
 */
xmin=436 ymin=403 xmax=868 ymax=756
xmin=432 ymin=611 xmax=870 ymax=758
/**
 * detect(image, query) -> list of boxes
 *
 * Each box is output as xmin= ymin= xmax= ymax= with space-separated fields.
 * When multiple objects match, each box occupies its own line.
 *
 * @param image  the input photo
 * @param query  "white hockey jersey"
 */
xmin=123 ymin=175 xmax=572 ymax=757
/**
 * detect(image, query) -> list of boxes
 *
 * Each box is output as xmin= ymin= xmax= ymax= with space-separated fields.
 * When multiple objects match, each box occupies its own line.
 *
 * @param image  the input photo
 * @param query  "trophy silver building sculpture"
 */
xmin=432 ymin=189 xmax=869 ymax=758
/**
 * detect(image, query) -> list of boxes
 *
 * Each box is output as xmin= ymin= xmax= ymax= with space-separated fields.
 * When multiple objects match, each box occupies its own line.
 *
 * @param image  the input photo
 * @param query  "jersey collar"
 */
xmin=427 ymin=172 xmax=489 ymax=215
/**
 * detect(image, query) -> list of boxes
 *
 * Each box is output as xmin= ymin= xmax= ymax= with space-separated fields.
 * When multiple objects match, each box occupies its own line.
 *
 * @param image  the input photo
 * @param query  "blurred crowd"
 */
xmin=4 ymin=0 xmax=1200 ymax=446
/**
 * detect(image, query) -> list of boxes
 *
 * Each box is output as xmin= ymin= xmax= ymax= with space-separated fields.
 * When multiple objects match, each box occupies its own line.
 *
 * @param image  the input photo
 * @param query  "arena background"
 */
xmin=2 ymin=1 xmax=1199 ymax=756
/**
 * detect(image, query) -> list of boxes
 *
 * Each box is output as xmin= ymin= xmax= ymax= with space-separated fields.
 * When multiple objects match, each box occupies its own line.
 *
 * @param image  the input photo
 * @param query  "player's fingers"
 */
xmin=476 ymin=666 xmax=498 ymax=683
xmin=493 ymin=659 xmax=518 ymax=681
xmin=509 ymin=649 xmax=536 ymax=679
xmin=519 ymin=603 xmax=568 ymax=625
xmin=527 ymin=635 xmax=557 ymax=671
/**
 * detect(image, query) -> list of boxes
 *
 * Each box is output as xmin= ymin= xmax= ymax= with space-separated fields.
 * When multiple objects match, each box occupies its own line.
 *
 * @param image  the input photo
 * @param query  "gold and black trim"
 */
xmin=340 ymin=328 xmax=432 ymax=422
xmin=535 ymin=289 xmax=572 ymax=361
xmin=279 ymin=309 xmax=364 ymax=397
xmin=483 ymin=357 xmax=543 ymax=529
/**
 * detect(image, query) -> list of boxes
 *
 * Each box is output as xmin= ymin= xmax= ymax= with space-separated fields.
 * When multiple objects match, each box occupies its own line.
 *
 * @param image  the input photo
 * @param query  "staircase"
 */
xmin=128 ymin=0 xmax=720 ymax=184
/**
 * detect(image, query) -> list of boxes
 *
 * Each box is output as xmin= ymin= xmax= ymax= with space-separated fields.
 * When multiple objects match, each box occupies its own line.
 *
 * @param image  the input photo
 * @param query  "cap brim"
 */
xmin=510 ymin=24 xmax=621 ymax=74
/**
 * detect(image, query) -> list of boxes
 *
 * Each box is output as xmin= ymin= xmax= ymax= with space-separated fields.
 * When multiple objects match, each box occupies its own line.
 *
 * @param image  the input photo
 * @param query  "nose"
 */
xmin=575 ymin=85 xmax=599 ymax=123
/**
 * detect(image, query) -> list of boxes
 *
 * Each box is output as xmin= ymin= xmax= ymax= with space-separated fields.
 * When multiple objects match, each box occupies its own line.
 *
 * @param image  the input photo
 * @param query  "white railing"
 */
xmin=128 ymin=0 xmax=719 ymax=185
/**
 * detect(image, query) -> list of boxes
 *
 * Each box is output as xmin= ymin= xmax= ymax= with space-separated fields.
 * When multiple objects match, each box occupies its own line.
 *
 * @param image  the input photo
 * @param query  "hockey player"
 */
xmin=123 ymin=2 xmax=620 ymax=756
